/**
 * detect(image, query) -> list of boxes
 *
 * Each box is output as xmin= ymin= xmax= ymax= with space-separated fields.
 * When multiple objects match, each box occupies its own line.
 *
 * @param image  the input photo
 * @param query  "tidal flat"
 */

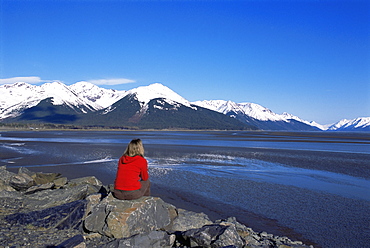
xmin=1 ymin=130 xmax=369 ymax=247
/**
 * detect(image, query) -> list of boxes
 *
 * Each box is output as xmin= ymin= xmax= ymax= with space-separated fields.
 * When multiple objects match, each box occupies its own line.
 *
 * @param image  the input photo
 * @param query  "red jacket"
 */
xmin=114 ymin=155 xmax=149 ymax=191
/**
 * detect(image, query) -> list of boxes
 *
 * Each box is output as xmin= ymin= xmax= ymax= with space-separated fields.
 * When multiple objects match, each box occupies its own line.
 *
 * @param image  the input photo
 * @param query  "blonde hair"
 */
xmin=124 ymin=139 xmax=145 ymax=157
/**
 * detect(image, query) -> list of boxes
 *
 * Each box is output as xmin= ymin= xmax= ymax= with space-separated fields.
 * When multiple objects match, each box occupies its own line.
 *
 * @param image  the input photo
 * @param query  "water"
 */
xmin=1 ymin=130 xmax=369 ymax=247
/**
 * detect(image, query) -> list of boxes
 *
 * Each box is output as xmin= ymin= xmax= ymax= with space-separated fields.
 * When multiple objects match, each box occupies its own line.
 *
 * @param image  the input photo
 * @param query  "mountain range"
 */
xmin=1 ymin=81 xmax=369 ymax=131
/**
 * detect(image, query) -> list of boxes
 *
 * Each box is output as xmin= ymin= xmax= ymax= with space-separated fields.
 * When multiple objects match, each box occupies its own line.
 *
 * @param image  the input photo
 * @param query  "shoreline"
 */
xmin=2 ymin=130 xmax=369 ymax=247
xmin=7 ymin=163 xmax=318 ymax=247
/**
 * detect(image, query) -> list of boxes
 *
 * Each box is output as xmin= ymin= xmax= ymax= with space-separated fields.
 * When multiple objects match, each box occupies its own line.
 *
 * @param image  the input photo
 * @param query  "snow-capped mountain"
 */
xmin=1 ymin=81 xmax=368 ymax=131
xmin=192 ymin=100 xmax=322 ymax=131
xmin=126 ymin=83 xmax=192 ymax=108
xmin=1 ymin=82 xmax=90 ymax=119
xmin=192 ymin=100 xmax=294 ymax=121
xmin=0 ymin=81 xmax=194 ymax=120
xmin=1 ymin=81 xmax=251 ymax=130
xmin=69 ymin=81 xmax=127 ymax=110
xmin=327 ymin=117 xmax=370 ymax=131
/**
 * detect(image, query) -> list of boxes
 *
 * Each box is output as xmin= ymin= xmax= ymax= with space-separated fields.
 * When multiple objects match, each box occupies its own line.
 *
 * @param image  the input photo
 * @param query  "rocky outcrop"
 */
xmin=84 ymin=193 xmax=176 ymax=239
xmin=0 ymin=166 xmax=313 ymax=248
xmin=5 ymin=199 xmax=87 ymax=230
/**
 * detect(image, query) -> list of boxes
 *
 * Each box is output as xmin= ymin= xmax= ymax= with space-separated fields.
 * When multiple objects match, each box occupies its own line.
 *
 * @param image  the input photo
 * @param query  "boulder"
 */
xmin=25 ymin=182 xmax=55 ymax=194
xmin=34 ymin=172 xmax=62 ymax=185
xmin=55 ymin=235 xmax=86 ymax=248
xmin=85 ymin=193 xmax=104 ymax=216
xmin=18 ymin=167 xmax=36 ymax=178
xmin=5 ymin=200 xmax=87 ymax=230
xmin=169 ymin=208 xmax=213 ymax=232
xmin=0 ymin=165 xmax=17 ymax=184
xmin=181 ymin=223 xmax=245 ymax=248
xmin=0 ymin=178 xmax=16 ymax=192
xmin=103 ymin=231 xmax=175 ymax=248
xmin=23 ymin=184 xmax=98 ymax=211
xmin=54 ymin=177 xmax=68 ymax=188
xmin=9 ymin=173 xmax=35 ymax=191
xmin=67 ymin=176 xmax=103 ymax=188
xmin=215 ymin=217 xmax=253 ymax=240
xmin=84 ymin=194 xmax=176 ymax=239
xmin=0 ymin=190 xmax=24 ymax=216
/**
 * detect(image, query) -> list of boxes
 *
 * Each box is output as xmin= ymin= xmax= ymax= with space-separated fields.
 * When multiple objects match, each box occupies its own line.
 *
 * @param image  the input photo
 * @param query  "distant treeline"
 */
xmin=0 ymin=122 xmax=140 ymax=130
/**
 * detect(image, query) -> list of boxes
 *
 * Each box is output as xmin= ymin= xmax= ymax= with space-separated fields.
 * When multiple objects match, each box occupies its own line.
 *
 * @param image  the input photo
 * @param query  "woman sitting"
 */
xmin=113 ymin=139 xmax=150 ymax=200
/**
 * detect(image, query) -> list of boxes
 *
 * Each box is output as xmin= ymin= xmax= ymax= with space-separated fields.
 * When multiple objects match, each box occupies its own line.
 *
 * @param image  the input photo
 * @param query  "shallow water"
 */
xmin=1 ymin=130 xmax=369 ymax=247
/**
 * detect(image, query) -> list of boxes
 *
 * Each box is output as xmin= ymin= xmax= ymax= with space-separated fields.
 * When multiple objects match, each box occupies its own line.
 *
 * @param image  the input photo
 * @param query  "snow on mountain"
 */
xmin=193 ymin=100 xmax=303 ymax=122
xmin=328 ymin=117 xmax=370 ymax=131
xmin=126 ymin=83 xmax=195 ymax=109
xmin=1 ymin=81 xmax=368 ymax=131
xmin=0 ymin=81 xmax=91 ymax=119
xmin=0 ymin=81 xmax=195 ymax=120
xmin=69 ymin=81 xmax=126 ymax=109
xmin=305 ymin=121 xmax=328 ymax=130
xmin=192 ymin=100 xmax=327 ymax=130
xmin=0 ymin=81 xmax=125 ymax=119
xmin=192 ymin=100 xmax=282 ymax=121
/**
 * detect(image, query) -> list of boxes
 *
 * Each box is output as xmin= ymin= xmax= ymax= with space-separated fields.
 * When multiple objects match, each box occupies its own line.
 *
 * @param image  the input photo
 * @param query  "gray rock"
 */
xmin=182 ymin=224 xmax=245 ymax=248
xmin=0 ymin=178 xmax=16 ymax=192
xmin=84 ymin=194 xmax=174 ymax=239
xmin=0 ymin=190 xmax=24 ymax=200
xmin=0 ymin=165 xmax=17 ymax=184
xmin=23 ymin=184 xmax=94 ymax=211
xmin=34 ymin=172 xmax=62 ymax=185
xmin=103 ymin=231 xmax=175 ymax=248
xmin=85 ymin=193 xmax=103 ymax=216
xmin=55 ymin=235 xmax=86 ymax=248
xmin=9 ymin=173 xmax=35 ymax=191
xmin=18 ymin=167 xmax=36 ymax=178
xmin=4 ymin=200 xmax=87 ymax=230
xmin=215 ymin=217 xmax=253 ymax=240
xmin=54 ymin=177 xmax=68 ymax=188
xmin=169 ymin=208 xmax=213 ymax=232
xmin=67 ymin=176 xmax=103 ymax=188
xmin=25 ymin=182 xmax=55 ymax=194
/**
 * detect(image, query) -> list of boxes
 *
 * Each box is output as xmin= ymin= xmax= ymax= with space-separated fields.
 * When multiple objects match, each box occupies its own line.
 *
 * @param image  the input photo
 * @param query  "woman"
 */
xmin=113 ymin=139 xmax=150 ymax=200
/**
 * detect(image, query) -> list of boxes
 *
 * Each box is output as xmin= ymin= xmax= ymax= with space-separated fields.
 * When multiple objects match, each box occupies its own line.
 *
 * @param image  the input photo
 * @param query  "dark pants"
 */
xmin=113 ymin=180 xmax=151 ymax=200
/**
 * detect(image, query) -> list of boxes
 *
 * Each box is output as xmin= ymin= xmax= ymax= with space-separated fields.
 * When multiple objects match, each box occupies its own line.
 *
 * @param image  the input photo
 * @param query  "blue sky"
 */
xmin=1 ymin=0 xmax=369 ymax=125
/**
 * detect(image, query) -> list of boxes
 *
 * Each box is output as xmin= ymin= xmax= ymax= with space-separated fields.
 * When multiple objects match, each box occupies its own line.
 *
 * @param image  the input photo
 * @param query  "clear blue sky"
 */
xmin=1 ymin=0 xmax=369 ymax=125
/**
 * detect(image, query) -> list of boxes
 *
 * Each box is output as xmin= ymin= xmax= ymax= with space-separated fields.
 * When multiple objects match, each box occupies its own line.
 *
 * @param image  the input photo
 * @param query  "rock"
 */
xmin=55 ymin=234 xmax=86 ymax=248
xmin=4 ymin=200 xmax=86 ymax=230
xmin=169 ymin=208 xmax=213 ymax=232
xmin=54 ymin=177 xmax=68 ymax=188
xmin=23 ymin=184 xmax=96 ymax=211
xmin=0 ymin=167 xmax=314 ymax=248
xmin=0 ymin=165 xmax=17 ymax=184
xmin=181 ymin=223 xmax=245 ymax=248
xmin=103 ymin=231 xmax=175 ymax=248
xmin=25 ymin=182 xmax=55 ymax=194
xmin=85 ymin=193 xmax=103 ymax=216
xmin=215 ymin=217 xmax=253 ymax=240
xmin=9 ymin=173 xmax=35 ymax=191
xmin=214 ymin=218 xmax=314 ymax=248
xmin=0 ymin=190 xmax=24 ymax=200
xmin=0 ymin=191 xmax=24 ymax=216
xmin=84 ymin=194 xmax=174 ymax=239
xmin=18 ymin=167 xmax=36 ymax=178
xmin=0 ymin=178 xmax=16 ymax=192
xmin=34 ymin=172 xmax=62 ymax=185
xmin=67 ymin=176 xmax=103 ymax=188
